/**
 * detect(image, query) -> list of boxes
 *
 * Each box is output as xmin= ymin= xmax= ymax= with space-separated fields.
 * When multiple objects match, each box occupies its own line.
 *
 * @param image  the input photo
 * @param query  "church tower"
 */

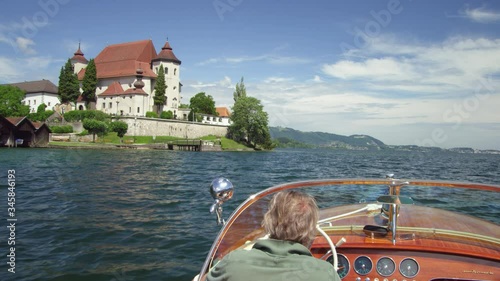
xmin=70 ymin=42 xmax=88 ymax=75
xmin=151 ymin=41 xmax=182 ymax=116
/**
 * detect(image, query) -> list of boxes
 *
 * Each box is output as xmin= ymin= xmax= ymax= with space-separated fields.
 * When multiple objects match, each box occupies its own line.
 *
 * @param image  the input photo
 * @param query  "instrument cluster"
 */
xmin=326 ymin=254 xmax=419 ymax=279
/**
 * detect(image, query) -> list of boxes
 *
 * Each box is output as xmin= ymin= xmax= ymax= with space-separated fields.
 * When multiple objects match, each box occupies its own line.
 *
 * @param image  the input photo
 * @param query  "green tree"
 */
xmin=229 ymin=96 xmax=273 ymax=149
xmin=28 ymin=103 xmax=54 ymax=121
xmin=110 ymin=121 xmax=128 ymax=143
xmin=0 ymin=85 xmax=30 ymax=117
xmin=160 ymin=110 xmax=173 ymax=119
xmin=233 ymin=77 xmax=246 ymax=102
xmin=58 ymin=59 xmax=80 ymax=105
xmin=82 ymin=58 xmax=97 ymax=109
xmin=83 ymin=119 xmax=108 ymax=142
xmin=153 ymin=65 xmax=167 ymax=114
xmin=189 ymin=92 xmax=216 ymax=115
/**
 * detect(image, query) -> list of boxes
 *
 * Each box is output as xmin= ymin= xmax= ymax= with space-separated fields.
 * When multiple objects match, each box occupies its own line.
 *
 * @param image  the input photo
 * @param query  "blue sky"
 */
xmin=1 ymin=0 xmax=500 ymax=149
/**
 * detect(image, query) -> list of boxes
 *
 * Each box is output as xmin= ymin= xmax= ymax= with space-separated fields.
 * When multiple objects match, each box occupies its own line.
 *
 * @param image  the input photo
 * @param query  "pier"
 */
xmin=167 ymin=139 xmax=221 ymax=151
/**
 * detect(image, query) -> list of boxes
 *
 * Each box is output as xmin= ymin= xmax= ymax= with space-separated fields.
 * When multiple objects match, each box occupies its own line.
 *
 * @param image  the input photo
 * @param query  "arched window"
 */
xmin=174 ymin=68 xmax=177 ymax=75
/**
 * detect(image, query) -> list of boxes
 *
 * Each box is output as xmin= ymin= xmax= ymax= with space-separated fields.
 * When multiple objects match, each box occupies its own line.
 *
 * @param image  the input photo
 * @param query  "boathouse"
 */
xmin=0 ymin=116 xmax=51 ymax=147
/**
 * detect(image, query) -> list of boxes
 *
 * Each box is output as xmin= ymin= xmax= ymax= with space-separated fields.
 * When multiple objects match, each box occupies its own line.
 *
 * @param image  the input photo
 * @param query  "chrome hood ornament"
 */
xmin=209 ymin=177 xmax=234 ymax=225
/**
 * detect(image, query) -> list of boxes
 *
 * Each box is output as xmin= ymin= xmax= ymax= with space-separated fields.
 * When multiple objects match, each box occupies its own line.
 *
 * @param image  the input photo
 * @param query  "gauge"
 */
xmin=399 ymin=258 xmax=419 ymax=278
xmin=354 ymin=256 xmax=373 ymax=275
xmin=327 ymin=254 xmax=350 ymax=279
xmin=376 ymin=257 xmax=396 ymax=277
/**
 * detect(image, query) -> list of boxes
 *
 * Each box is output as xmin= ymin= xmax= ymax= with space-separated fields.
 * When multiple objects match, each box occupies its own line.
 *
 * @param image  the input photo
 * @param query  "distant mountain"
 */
xmin=269 ymin=126 xmax=500 ymax=154
xmin=270 ymin=127 xmax=386 ymax=150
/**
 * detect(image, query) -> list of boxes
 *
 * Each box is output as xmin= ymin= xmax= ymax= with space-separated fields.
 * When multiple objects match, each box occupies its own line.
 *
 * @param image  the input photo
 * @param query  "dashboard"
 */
xmin=326 ymin=254 xmax=419 ymax=280
xmin=318 ymin=249 xmax=498 ymax=281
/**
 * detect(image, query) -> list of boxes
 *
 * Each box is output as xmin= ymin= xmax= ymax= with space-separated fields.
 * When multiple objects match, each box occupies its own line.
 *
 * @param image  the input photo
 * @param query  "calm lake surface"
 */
xmin=1 ymin=148 xmax=499 ymax=281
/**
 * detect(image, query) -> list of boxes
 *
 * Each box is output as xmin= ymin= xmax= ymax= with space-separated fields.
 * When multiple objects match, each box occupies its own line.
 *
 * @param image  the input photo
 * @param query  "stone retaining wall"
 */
xmin=116 ymin=117 xmax=228 ymax=138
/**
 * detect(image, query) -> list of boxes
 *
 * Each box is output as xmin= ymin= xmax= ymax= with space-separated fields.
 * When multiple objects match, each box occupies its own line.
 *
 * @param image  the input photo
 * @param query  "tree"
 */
xmin=0 ymin=85 xmax=30 ymax=117
xmin=160 ymin=110 xmax=173 ymax=119
xmin=83 ymin=119 xmax=108 ymax=142
xmin=189 ymin=92 xmax=216 ymax=115
xmin=110 ymin=121 xmax=128 ymax=143
xmin=229 ymin=96 xmax=273 ymax=149
xmin=28 ymin=103 xmax=54 ymax=121
xmin=153 ymin=65 xmax=167 ymax=114
xmin=58 ymin=59 xmax=80 ymax=105
xmin=82 ymin=58 xmax=97 ymax=109
xmin=233 ymin=77 xmax=246 ymax=102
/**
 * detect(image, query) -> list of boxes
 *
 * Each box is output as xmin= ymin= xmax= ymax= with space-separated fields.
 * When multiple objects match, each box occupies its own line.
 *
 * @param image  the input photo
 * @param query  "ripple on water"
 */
xmin=1 ymin=148 xmax=498 ymax=281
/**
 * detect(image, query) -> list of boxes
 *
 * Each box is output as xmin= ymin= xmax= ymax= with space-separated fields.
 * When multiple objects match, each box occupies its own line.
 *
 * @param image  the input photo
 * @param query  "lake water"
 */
xmin=0 ymin=148 xmax=499 ymax=281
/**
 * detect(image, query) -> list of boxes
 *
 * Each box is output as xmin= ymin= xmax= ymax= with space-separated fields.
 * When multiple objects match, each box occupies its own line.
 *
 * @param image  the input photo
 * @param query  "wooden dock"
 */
xmin=167 ymin=139 xmax=222 ymax=151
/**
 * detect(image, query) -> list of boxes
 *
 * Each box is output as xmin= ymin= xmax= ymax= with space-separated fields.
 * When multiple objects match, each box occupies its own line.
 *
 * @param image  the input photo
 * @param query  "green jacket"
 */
xmin=207 ymin=239 xmax=340 ymax=281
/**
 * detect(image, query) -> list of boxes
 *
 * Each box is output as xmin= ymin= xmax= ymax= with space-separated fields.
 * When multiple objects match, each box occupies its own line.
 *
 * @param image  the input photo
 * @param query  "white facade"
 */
xmin=98 ymin=94 xmax=149 ymax=116
xmin=70 ymin=40 xmax=182 ymax=118
xmin=151 ymin=60 xmax=181 ymax=117
xmin=201 ymin=114 xmax=231 ymax=126
xmin=23 ymin=92 xmax=60 ymax=113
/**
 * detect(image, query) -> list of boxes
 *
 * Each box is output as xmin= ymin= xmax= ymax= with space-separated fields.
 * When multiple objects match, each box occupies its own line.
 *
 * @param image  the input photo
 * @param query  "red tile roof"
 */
xmin=95 ymin=40 xmax=157 ymax=79
xmin=8 ymin=79 xmax=58 ymax=94
xmin=123 ymin=87 xmax=148 ymax=96
xmin=216 ymin=107 xmax=231 ymax=117
xmin=77 ymin=68 xmax=86 ymax=81
xmin=98 ymin=81 xmax=124 ymax=96
xmin=152 ymin=41 xmax=181 ymax=64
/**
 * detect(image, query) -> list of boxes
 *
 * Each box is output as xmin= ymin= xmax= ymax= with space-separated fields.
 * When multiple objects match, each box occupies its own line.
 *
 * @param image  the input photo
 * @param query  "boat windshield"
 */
xmin=202 ymin=179 xmax=500 ymax=276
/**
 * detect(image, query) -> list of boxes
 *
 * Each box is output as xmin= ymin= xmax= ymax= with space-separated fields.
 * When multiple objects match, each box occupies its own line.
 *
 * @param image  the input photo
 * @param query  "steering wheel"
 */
xmin=316 ymin=225 xmax=338 ymax=271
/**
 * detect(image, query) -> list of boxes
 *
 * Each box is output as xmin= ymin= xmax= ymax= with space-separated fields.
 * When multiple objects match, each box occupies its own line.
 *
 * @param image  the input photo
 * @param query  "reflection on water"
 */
xmin=0 ymin=148 xmax=498 ymax=280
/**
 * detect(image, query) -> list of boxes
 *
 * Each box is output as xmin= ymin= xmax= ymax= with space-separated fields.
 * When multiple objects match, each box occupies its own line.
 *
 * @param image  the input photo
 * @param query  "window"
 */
xmin=48 ymin=102 xmax=51 ymax=106
xmin=174 ymin=68 xmax=177 ymax=75
xmin=28 ymin=100 xmax=30 ymax=105
xmin=129 ymin=107 xmax=131 ymax=113
xmin=34 ymin=100 xmax=36 ymax=105
xmin=103 ymin=103 xmax=105 ymax=109
xmin=109 ymin=102 xmax=112 ymax=108
xmin=137 ymin=107 xmax=140 ymax=113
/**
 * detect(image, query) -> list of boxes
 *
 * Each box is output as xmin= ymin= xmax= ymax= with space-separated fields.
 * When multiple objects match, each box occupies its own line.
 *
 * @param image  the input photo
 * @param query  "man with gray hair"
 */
xmin=207 ymin=190 xmax=340 ymax=281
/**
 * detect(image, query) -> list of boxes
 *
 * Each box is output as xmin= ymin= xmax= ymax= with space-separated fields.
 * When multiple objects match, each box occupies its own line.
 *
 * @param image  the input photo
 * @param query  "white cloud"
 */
xmin=0 ymin=57 xmax=23 ymax=81
xmin=322 ymin=58 xmax=416 ymax=81
xmin=462 ymin=7 xmax=500 ymax=23
xmin=219 ymin=76 xmax=233 ymax=88
xmin=0 ymin=56 xmax=62 ymax=84
xmin=264 ymin=76 xmax=294 ymax=84
xmin=15 ymin=37 xmax=36 ymax=55
xmin=312 ymin=75 xmax=323 ymax=83
xmin=322 ymin=36 xmax=500 ymax=97
xmin=197 ymin=53 xmax=311 ymax=66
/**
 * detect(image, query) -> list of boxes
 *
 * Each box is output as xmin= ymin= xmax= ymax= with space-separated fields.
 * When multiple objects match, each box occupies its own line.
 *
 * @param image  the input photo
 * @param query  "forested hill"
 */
xmin=269 ymin=127 xmax=386 ymax=150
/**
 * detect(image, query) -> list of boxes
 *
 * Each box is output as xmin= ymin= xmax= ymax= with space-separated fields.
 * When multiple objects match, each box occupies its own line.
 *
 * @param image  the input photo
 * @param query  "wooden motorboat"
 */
xmin=198 ymin=176 xmax=499 ymax=281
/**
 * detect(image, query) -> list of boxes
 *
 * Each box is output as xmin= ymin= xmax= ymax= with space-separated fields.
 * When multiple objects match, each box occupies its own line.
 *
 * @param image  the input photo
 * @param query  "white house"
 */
xmin=201 ymin=107 xmax=232 ymax=126
xmin=72 ymin=39 xmax=182 ymax=117
xmin=8 ymin=80 xmax=59 ymax=113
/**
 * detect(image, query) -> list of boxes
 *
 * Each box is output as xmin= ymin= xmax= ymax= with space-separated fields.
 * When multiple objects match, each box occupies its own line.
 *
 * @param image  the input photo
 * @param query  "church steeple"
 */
xmin=152 ymin=40 xmax=181 ymax=64
xmin=71 ymin=42 xmax=88 ymax=64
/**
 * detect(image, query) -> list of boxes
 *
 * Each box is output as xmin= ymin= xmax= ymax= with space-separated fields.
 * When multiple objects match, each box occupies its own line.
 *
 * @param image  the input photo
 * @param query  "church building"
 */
xmin=72 ymin=39 xmax=182 ymax=117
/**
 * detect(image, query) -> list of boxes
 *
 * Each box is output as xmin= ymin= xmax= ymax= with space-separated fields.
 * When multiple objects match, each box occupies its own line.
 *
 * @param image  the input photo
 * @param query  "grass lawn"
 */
xmin=50 ymin=133 xmax=253 ymax=150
